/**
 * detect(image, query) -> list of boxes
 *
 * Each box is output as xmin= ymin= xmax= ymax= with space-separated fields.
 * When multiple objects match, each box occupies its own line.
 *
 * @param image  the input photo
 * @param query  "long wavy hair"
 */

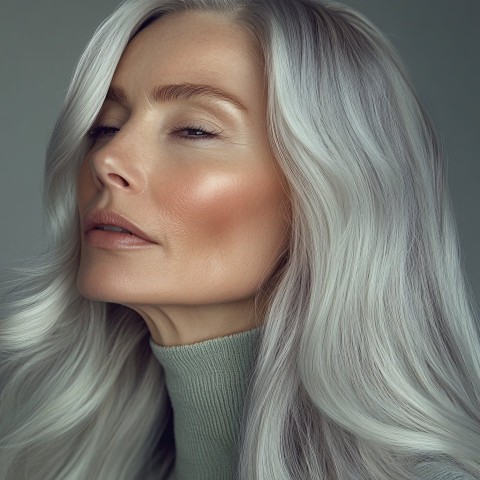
xmin=1 ymin=0 xmax=479 ymax=478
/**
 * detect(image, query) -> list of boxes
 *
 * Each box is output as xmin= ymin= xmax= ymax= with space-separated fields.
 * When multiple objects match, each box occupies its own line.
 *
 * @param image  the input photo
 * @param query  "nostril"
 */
xmin=107 ymin=173 xmax=129 ymax=187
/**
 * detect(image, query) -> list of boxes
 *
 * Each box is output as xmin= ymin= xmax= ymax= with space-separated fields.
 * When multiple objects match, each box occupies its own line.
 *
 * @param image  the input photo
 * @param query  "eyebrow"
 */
xmin=105 ymin=83 xmax=248 ymax=112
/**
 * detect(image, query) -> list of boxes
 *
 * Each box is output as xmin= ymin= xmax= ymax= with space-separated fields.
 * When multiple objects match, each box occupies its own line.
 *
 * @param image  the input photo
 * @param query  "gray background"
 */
xmin=1 ymin=1 xmax=479 ymax=301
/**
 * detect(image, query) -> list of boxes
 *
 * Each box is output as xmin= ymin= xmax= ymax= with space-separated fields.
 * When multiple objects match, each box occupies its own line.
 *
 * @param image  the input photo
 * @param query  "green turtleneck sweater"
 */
xmin=149 ymin=326 xmax=262 ymax=480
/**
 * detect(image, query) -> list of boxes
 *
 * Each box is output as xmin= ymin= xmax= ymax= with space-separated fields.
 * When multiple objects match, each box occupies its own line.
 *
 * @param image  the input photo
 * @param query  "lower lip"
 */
xmin=85 ymin=229 xmax=156 ymax=249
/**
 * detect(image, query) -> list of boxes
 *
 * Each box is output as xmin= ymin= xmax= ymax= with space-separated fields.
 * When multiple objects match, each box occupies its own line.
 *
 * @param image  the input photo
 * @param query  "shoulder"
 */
xmin=413 ymin=460 xmax=477 ymax=480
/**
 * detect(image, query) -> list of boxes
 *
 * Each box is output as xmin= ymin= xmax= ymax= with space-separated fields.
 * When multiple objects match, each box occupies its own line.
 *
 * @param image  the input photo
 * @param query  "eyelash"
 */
xmin=86 ymin=124 xmax=218 ymax=142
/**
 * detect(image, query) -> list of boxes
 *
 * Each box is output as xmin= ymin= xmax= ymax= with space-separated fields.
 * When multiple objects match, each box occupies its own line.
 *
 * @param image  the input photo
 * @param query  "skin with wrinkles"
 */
xmin=76 ymin=10 xmax=291 ymax=346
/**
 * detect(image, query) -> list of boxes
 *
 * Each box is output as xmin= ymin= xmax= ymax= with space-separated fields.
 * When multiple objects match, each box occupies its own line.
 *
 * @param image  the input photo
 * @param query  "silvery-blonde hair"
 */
xmin=1 ymin=0 xmax=479 ymax=478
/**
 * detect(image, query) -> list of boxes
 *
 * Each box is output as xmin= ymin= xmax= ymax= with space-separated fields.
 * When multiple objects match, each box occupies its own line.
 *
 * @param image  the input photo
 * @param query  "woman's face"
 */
xmin=76 ymin=10 xmax=291 ymax=345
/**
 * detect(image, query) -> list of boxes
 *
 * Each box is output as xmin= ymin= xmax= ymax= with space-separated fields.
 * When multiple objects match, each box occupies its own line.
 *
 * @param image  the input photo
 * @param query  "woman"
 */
xmin=1 ymin=0 xmax=479 ymax=479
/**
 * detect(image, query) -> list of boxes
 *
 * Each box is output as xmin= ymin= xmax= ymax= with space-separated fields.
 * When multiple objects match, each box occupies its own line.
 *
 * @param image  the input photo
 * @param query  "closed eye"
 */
xmin=170 ymin=124 xmax=219 ymax=141
xmin=86 ymin=124 xmax=220 ymax=142
xmin=87 ymin=125 xmax=119 ymax=140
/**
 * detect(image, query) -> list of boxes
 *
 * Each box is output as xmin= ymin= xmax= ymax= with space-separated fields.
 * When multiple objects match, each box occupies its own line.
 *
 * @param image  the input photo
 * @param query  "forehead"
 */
xmin=111 ymin=10 xmax=265 ymax=100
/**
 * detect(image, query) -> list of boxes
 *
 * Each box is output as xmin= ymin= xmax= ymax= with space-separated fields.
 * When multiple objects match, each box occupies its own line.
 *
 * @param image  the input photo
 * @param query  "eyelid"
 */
xmin=169 ymin=123 xmax=223 ymax=141
xmin=86 ymin=123 xmax=223 ymax=142
xmin=87 ymin=125 xmax=120 ymax=140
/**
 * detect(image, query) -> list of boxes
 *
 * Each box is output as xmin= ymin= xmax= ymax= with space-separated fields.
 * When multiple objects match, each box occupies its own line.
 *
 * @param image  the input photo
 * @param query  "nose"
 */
xmin=88 ymin=129 xmax=146 ymax=193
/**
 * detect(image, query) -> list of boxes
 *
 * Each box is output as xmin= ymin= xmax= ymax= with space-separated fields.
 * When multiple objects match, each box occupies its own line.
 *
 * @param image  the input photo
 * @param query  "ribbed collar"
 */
xmin=150 ymin=326 xmax=263 ymax=480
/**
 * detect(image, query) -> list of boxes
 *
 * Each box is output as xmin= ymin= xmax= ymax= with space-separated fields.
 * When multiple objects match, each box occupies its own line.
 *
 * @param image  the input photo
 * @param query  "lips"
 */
xmin=83 ymin=209 xmax=156 ymax=243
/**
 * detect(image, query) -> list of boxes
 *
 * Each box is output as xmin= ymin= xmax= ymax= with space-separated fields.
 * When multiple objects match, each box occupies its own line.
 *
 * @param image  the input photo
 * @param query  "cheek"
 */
xmin=161 ymin=168 xmax=283 ymax=243
xmin=76 ymin=159 xmax=95 ymax=214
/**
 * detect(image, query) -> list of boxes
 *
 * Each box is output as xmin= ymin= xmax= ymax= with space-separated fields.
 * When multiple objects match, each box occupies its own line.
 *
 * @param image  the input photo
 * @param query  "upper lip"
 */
xmin=83 ymin=209 xmax=156 ymax=243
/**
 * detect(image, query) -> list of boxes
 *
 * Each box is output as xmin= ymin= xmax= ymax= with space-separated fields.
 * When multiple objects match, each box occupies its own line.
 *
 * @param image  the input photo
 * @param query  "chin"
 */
xmin=76 ymin=270 xmax=121 ymax=303
xmin=76 ymin=279 xmax=107 ymax=302
xmin=75 ymin=272 xmax=161 ymax=305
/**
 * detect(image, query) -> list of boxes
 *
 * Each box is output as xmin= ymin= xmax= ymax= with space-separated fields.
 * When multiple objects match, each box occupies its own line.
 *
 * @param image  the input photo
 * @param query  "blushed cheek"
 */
xmin=165 ymin=170 xmax=280 ymax=242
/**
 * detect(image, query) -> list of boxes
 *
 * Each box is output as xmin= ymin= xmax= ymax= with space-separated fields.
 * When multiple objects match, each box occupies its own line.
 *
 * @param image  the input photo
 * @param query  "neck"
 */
xmin=129 ymin=297 xmax=267 ymax=346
